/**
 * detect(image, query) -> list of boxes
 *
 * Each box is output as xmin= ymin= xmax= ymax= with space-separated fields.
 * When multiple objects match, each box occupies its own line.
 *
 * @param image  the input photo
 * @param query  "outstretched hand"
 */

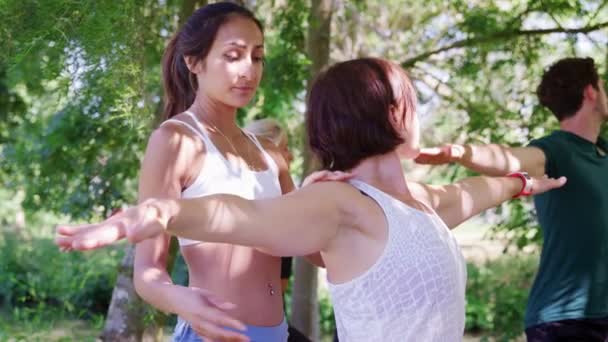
xmin=55 ymin=199 xmax=172 ymax=251
xmin=529 ymin=175 xmax=567 ymax=196
xmin=414 ymin=144 xmax=465 ymax=165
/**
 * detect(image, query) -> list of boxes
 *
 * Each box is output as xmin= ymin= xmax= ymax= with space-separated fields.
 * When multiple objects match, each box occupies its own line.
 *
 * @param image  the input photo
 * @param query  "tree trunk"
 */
xmin=291 ymin=0 xmax=334 ymax=340
xmin=100 ymin=245 xmax=145 ymax=342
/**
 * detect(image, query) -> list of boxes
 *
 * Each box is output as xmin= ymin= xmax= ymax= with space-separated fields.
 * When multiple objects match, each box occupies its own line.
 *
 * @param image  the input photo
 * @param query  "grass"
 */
xmin=0 ymin=309 xmax=103 ymax=342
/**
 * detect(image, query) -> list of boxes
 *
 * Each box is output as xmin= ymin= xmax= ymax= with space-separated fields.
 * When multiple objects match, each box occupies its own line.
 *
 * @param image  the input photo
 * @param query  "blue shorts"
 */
xmin=172 ymin=316 xmax=289 ymax=342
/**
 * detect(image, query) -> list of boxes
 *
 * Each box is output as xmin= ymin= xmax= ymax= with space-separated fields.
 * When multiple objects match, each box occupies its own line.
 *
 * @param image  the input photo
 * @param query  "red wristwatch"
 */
xmin=507 ymin=172 xmax=533 ymax=198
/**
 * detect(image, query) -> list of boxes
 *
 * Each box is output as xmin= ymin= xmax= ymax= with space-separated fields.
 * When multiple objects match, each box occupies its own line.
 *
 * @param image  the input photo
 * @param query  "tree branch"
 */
xmin=402 ymin=21 xmax=608 ymax=67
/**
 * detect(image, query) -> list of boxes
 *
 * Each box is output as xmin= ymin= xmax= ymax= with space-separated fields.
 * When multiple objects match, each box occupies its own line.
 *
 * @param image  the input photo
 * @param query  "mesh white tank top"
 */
xmin=161 ymin=111 xmax=283 ymax=246
xmin=328 ymin=180 xmax=467 ymax=342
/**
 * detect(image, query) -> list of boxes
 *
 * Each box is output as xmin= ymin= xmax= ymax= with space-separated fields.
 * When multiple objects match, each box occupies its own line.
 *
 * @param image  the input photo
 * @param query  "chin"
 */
xmin=230 ymin=96 xmax=256 ymax=108
xmin=225 ymin=99 xmax=253 ymax=109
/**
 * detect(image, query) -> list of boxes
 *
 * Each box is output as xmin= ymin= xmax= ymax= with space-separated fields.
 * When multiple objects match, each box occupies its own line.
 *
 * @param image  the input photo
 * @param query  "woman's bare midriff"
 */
xmin=181 ymin=242 xmax=284 ymax=326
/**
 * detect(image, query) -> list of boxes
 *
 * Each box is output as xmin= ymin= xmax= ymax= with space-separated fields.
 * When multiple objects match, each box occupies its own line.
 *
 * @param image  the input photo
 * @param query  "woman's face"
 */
xmin=194 ymin=16 xmax=264 ymax=108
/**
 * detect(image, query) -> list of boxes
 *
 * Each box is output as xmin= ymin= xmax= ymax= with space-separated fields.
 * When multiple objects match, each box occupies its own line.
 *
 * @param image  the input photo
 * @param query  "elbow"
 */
xmin=132 ymin=262 xmax=164 ymax=301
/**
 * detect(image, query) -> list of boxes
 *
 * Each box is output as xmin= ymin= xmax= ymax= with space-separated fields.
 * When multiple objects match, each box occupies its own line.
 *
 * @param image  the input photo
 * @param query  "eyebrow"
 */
xmin=225 ymin=42 xmax=264 ymax=49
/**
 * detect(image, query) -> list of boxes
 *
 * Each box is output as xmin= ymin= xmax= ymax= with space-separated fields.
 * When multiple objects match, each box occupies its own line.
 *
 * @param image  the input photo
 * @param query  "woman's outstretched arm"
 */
xmin=57 ymin=182 xmax=357 ymax=257
xmin=410 ymin=174 xmax=566 ymax=229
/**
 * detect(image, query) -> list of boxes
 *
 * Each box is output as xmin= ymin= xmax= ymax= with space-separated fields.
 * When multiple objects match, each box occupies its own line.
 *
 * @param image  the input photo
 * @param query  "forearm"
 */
xmin=440 ymin=176 xmax=523 ymax=228
xmin=133 ymin=264 xmax=181 ymax=314
xmin=458 ymin=144 xmax=525 ymax=176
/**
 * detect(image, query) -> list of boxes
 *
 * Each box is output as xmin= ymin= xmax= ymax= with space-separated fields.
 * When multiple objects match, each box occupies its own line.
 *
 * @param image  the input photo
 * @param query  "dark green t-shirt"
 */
xmin=525 ymin=130 xmax=608 ymax=328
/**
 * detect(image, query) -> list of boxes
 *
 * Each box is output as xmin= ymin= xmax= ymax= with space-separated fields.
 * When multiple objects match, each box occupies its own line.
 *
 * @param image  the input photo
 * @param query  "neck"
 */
xmin=560 ymin=110 xmax=603 ymax=144
xmin=189 ymin=93 xmax=240 ymax=136
xmin=348 ymin=152 xmax=410 ymax=195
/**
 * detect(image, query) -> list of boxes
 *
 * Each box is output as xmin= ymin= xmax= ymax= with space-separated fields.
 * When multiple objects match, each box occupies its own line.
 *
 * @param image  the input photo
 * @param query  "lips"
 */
xmin=233 ymin=86 xmax=254 ymax=92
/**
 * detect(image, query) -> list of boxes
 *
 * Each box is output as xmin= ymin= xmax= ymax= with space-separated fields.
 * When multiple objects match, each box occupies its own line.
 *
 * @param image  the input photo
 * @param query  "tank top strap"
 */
xmin=159 ymin=118 xmax=208 ymax=143
xmin=348 ymin=180 xmax=396 ymax=212
xmin=160 ymin=113 xmax=229 ymax=171
xmin=181 ymin=111 xmax=219 ymax=151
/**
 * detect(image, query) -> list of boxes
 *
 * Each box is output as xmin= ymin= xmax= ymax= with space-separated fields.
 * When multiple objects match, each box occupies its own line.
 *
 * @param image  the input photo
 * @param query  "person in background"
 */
xmin=415 ymin=57 xmax=608 ymax=341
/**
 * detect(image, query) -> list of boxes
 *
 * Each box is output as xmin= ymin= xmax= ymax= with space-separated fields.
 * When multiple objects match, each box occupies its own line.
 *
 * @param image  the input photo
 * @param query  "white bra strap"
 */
xmin=160 ymin=119 xmax=207 ymax=142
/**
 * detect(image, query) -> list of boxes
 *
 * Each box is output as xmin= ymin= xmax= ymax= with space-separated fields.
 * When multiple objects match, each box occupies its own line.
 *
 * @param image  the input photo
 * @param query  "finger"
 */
xmin=533 ymin=176 xmax=567 ymax=194
xmin=326 ymin=174 xmax=352 ymax=181
xmin=205 ymin=296 xmax=238 ymax=311
xmin=55 ymin=235 xmax=75 ymax=248
xmin=554 ymin=176 xmax=567 ymax=187
xmin=71 ymin=221 xmax=128 ymax=250
xmin=56 ymin=223 xmax=98 ymax=236
xmin=543 ymin=176 xmax=567 ymax=189
xmin=334 ymin=171 xmax=355 ymax=179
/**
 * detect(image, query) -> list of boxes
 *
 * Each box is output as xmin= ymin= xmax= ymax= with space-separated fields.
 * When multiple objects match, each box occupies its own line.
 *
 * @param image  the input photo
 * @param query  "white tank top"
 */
xmin=328 ymin=180 xmax=467 ymax=342
xmin=161 ymin=111 xmax=283 ymax=246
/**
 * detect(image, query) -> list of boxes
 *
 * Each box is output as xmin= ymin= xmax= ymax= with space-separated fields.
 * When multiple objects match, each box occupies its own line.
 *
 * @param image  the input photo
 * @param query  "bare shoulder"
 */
xmin=149 ymin=116 xmax=206 ymax=154
xmin=406 ymin=181 xmax=438 ymax=209
xmin=299 ymin=181 xmax=374 ymax=226
xmin=142 ymin=117 xmax=207 ymax=187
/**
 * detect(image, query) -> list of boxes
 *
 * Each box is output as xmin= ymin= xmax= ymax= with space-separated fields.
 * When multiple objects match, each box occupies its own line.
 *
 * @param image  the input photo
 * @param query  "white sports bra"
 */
xmin=160 ymin=111 xmax=283 ymax=246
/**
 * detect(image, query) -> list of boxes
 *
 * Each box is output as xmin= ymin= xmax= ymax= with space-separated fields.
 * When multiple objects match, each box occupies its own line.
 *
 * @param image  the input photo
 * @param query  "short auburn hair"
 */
xmin=537 ymin=57 xmax=600 ymax=121
xmin=306 ymin=58 xmax=417 ymax=171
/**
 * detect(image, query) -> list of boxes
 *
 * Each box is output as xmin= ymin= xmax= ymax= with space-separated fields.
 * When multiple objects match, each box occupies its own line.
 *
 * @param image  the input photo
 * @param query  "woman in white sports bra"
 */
xmin=74 ymin=3 xmax=298 ymax=342
xmin=57 ymin=58 xmax=567 ymax=341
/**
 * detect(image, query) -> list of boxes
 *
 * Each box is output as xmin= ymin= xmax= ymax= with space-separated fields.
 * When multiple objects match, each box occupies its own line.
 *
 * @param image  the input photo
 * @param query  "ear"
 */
xmin=184 ymin=56 xmax=204 ymax=74
xmin=583 ymin=83 xmax=598 ymax=102
xmin=388 ymin=104 xmax=402 ymax=129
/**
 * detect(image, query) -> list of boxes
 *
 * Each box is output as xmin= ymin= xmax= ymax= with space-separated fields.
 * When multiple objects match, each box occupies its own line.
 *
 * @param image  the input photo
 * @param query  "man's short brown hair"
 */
xmin=537 ymin=57 xmax=600 ymax=121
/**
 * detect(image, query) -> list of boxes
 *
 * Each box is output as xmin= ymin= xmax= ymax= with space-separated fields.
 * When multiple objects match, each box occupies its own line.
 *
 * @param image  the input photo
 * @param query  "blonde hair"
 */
xmin=244 ymin=118 xmax=287 ymax=146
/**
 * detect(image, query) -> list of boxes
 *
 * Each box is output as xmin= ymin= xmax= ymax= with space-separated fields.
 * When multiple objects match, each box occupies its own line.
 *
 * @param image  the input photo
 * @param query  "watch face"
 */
xmin=522 ymin=172 xmax=532 ymax=180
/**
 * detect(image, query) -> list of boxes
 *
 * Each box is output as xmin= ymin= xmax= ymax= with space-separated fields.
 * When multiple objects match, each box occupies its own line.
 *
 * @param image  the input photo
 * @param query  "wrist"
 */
xmin=507 ymin=171 xmax=533 ymax=198
xmin=452 ymin=144 xmax=468 ymax=163
xmin=165 ymin=284 xmax=187 ymax=315
xmin=143 ymin=198 xmax=179 ymax=232
xmin=158 ymin=199 xmax=180 ymax=231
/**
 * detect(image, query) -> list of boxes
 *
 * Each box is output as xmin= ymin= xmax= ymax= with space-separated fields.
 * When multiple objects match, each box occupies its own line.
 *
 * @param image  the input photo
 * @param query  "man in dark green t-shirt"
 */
xmin=415 ymin=57 xmax=608 ymax=341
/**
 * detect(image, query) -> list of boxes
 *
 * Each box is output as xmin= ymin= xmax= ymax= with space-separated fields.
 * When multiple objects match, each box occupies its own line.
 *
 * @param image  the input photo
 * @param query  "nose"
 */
xmin=238 ymin=57 xmax=258 ymax=81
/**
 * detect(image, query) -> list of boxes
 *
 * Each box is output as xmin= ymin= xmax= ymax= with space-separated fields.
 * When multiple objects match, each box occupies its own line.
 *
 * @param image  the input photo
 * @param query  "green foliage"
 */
xmin=0 ymin=231 xmax=123 ymax=319
xmin=253 ymin=0 xmax=310 ymax=122
xmin=0 ymin=0 xmax=157 ymax=218
xmin=465 ymin=255 xmax=538 ymax=341
xmin=318 ymin=289 xmax=336 ymax=339
xmin=490 ymin=201 xmax=543 ymax=249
